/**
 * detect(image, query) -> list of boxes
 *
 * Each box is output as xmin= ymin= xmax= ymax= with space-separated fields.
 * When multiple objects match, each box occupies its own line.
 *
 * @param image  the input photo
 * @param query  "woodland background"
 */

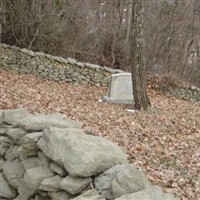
xmin=0 ymin=1 xmax=200 ymax=199
xmin=0 ymin=0 xmax=200 ymax=86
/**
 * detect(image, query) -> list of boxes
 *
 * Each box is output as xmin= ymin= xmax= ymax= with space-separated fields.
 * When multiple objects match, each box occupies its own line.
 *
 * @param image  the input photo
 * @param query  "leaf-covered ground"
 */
xmin=0 ymin=69 xmax=200 ymax=200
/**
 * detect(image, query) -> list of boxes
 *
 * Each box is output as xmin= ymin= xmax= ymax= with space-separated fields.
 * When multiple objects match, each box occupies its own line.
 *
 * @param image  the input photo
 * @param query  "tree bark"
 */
xmin=0 ymin=1 xmax=4 ymax=42
xmin=126 ymin=0 xmax=133 ymax=42
xmin=130 ymin=0 xmax=151 ymax=111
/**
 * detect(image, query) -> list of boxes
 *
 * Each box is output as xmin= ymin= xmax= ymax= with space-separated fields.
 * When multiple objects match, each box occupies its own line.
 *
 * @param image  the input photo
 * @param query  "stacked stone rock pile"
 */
xmin=0 ymin=43 xmax=123 ymax=87
xmin=0 ymin=108 xmax=179 ymax=200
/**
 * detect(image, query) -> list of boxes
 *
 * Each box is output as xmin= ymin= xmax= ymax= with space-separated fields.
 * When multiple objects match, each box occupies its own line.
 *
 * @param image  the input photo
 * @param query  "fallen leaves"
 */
xmin=0 ymin=69 xmax=200 ymax=199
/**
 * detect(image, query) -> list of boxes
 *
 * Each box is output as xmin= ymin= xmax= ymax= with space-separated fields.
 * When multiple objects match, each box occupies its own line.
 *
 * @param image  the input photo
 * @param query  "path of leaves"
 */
xmin=0 ymin=69 xmax=200 ymax=200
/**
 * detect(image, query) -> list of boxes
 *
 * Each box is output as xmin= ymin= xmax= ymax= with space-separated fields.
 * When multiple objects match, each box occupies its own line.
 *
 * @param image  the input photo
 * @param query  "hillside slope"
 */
xmin=0 ymin=69 xmax=199 ymax=200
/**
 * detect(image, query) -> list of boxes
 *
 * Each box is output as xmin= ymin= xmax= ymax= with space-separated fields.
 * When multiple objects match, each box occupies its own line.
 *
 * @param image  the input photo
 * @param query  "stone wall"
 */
xmin=0 ymin=108 xmax=178 ymax=200
xmin=0 ymin=43 xmax=123 ymax=87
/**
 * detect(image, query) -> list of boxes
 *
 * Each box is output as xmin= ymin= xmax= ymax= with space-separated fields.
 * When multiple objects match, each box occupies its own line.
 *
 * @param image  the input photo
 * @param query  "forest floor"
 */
xmin=0 ymin=69 xmax=200 ymax=200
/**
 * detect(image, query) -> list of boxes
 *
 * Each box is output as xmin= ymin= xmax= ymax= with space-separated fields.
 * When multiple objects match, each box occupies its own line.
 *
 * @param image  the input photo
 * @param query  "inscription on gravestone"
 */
xmin=102 ymin=73 xmax=134 ymax=104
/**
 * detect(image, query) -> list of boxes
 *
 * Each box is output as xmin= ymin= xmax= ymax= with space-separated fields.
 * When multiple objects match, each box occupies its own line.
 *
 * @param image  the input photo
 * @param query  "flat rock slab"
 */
xmin=6 ymin=128 xmax=28 ymax=142
xmin=102 ymin=96 xmax=134 ymax=105
xmin=14 ymin=113 xmax=81 ymax=131
xmin=39 ymin=175 xmax=63 ymax=192
xmin=37 ymin=127 xmax=127 ymax=177
xmin=1 ymin=108 xmax=32 ymax=125
xmin=59 ymin=176 xmax=92 ymax=194
xmin=3 ymin=159 xmax=25 ymax=188
xmin=19 ymin=132 xmax=43 ymax=145
xmin=0 ymin=173 xmax=17 ymax=199
xmin=71 ymin=189 xmax=106 ymax=200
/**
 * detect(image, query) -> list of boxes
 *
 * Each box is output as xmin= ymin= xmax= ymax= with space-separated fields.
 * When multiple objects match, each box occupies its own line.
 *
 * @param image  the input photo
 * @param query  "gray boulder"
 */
xmin=67 ymin=57 xmax=77 ymax=64
xmin=24 ymin=166 xmax=54 ymax=191
xmin=19 ymin=132 xmax=43 ymax=145
xmin=39 ymin=175 xmax=63 ymax=192
xmin=114 ymin=185 xmax=179 ymax=200
xmin=0 ymin=173 xmax=17 ymax=199
xmin=48 ymin=191 xmax=73 ymax=200
xmin=50 ymin=162 xmax=67 ymax=177
xmin=0 ymin=127 xmax=7 ymax=136
xmin=13 ymin=113 xmax=81 ymax=131
xmin=1 ymin=108 xmax=31 ymax=125
xmin=0 ymin=136 xmax=12 ymax=144
xmin=6 ymin=128 xmax=28 ymax=142
xmin=71 ymin=189 xmax=106 ymax=200
xmin=20 ymin=156 xmax=44 ymax=170
xmin=0 ymin=144 xmax=9 ymax=156
xmin=18 ymin=132 xmax=42 ymax=157
xmin=19 ymin=151 xmax=49 ymax=170
xmin=37 ymin=151 xmax=50 ymax=168
xmin=111 ymin=164 xmax=150 ymax=198
xmin=3 ymin=159 xmax=25 ymax=188
xmin=16 ymin=179 xmax=38 ymax=200
xmin=59 ymin=176 xmax=92 ymax=194
xmin=5 ymin=145 xmax=20 ymax=160
xmin=19 ymin=132 xmax=42 ymax=150
xmin=0 ymin=136 xmax=12 ymax=156
xmin=95 ymin=164 xmax=150 ymax=199
xmin=0 ymin=158 xmax=5 ymax=172
xmin=37 ymin=127 xmax=127 ymax=177
xmin=16 ymin=166 xmax=54 ymax=200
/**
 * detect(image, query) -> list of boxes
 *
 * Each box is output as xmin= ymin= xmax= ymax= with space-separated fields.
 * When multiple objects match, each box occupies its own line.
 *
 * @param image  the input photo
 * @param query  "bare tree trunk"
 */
xmin=0 ymin=1 xmax=4 ymax=42
xmin=0 ymin=20 xmax=2 ymax=42
xmin=130 ymin=0 xmax=151 ymax=111
xmin=126 ymin=0 xmax=133 ymax=42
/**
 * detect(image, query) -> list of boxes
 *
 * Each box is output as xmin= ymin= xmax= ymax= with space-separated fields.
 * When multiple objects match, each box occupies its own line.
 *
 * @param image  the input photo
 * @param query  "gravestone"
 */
xmin=102 ymin=73 xmax=134 ymax=104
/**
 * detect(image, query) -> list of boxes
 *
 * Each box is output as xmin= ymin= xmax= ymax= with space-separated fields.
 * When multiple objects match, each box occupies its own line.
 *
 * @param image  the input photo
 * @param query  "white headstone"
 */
xmin=102 ymin=73 xmax=134 ymax=104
